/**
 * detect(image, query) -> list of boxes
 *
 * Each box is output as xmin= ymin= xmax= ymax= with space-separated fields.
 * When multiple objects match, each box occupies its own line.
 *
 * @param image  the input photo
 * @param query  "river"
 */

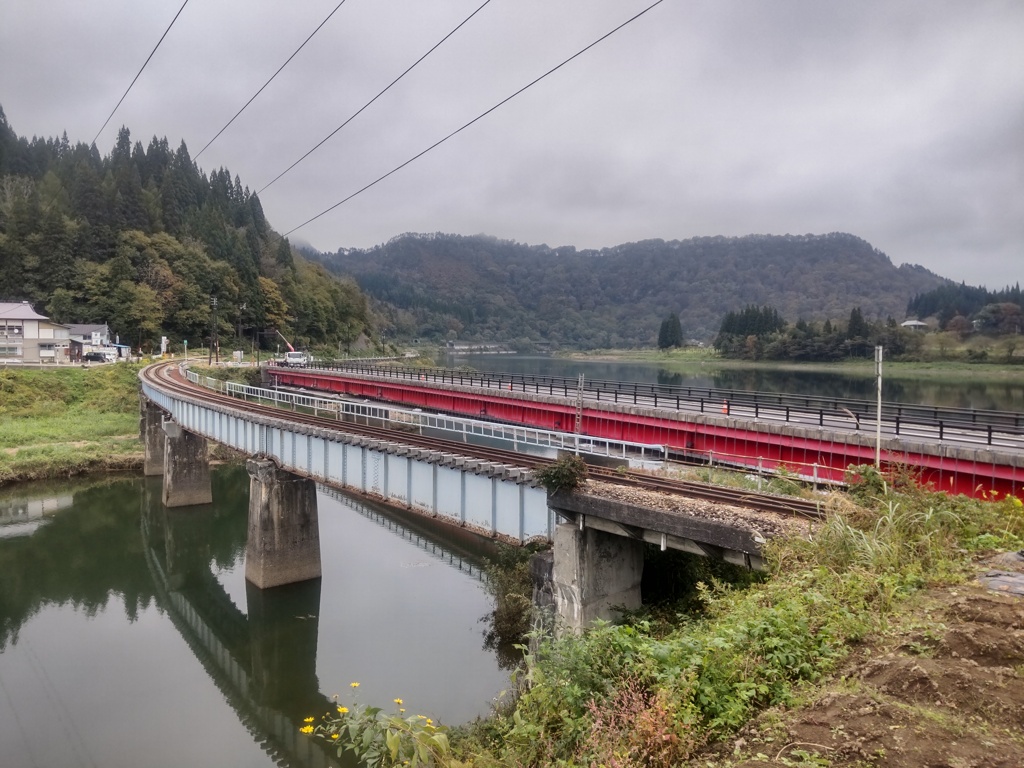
xmin=0 ymin=466 xmax=509 ymax=768
xmin=445 ymin=353 xmax=1024 ymax=412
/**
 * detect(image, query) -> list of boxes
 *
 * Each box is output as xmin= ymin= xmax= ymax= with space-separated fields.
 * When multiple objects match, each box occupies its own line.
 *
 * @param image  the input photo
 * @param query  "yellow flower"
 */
xmin=303 ymin=717 xmax=315 ymax=723
xmin=426 ymin=719 xmax=433 ymax=725
xmin=299 ymin=725 xmax=314 ymax=734
xmin=417 ymin=715 xmax=427 ymax=720
xmin=331 ymin=733 xmax=340 ymax=740
xmin=350 ymin=682 xmax=360 ymax=688
xmin=393 ymin=698 xmax=403 ymax=705
xmin=399 ymin=708 xmax=405 ymax=713
xmin=337 ymin=706 xmax=348 ymax=714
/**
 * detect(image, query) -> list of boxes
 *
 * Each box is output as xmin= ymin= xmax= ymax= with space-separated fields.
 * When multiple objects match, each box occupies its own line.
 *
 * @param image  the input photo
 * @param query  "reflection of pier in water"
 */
xmin=141 ymin=483 xmax=339 ymax=768
xmin=140 ymin=481 xmax=496 ymax=768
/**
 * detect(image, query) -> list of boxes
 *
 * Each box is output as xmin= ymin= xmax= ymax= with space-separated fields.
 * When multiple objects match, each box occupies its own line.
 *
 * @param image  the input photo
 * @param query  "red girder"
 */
xmin=274 ymin=370 xmax=1022 ymax=501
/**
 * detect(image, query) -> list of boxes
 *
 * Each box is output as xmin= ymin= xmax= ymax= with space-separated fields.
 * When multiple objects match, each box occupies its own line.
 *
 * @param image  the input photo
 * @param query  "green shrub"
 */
xmin=455 ymin=476 xmax=1024 ymax=765
xmin=481 ymin=544 xmax=539 ymax=659
xmin=533 ymin=454 xmax=588 ymax=492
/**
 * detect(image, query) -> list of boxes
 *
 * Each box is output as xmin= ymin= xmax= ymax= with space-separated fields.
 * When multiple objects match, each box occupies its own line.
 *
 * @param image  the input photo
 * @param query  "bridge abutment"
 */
xmin=550 ymin=521 xmax=644 ymax=632
xmin=141 ymin=400 xmax=165 ymax=476
xmin=161 ymin=421 xmax=213 ymax=507
xmin=245 ymin=458 xmax=322 ymax=589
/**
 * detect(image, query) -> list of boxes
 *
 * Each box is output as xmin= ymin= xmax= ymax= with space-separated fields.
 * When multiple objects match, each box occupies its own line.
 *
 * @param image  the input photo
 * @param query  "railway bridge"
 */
xmin=140 ymin=362 xmax=810 ymax=629
xmin=271 ymin=362 xmax=1024 ymax=501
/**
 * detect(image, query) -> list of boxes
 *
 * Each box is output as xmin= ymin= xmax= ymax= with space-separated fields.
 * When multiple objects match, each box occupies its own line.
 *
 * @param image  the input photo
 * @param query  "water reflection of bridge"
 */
xmin=318 ymin=486 xmax=489 ymax=582
xmin=141 ymin=483 xmax=340 ymax=768
xmin=139 ymin=480 xmax=499 ymax=768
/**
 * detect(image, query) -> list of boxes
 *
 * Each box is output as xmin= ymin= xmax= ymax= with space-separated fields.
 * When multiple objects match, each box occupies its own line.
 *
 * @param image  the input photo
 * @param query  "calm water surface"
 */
xmin=447 ymin=354 xmax=1024 ymax=412
xmin=0 ymin=466 xmax=508 ymax=768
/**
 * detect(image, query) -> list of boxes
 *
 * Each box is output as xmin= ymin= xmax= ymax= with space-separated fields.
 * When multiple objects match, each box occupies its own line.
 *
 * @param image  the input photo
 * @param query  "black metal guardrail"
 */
xmin=305 ymin=361 xmax=1024 ymax=444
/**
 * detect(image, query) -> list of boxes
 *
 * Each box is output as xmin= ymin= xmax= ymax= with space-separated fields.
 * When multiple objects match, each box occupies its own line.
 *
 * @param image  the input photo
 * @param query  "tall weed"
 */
xmin=461 ymin=477 xmax=1024 ymax=765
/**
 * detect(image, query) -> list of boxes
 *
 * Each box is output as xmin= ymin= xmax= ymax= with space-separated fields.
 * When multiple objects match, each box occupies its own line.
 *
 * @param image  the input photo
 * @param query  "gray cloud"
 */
xmin=1 ymin=0 xmax=1021 ymax=288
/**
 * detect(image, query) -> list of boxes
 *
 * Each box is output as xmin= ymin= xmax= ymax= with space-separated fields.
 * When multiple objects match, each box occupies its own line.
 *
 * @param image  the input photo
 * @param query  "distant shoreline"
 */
xmin=561 ymin=348 xmax=1024 ymax=381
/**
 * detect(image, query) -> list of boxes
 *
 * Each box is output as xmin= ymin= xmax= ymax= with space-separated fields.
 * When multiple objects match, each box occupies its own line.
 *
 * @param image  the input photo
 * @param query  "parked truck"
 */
xmin=282 ymin=350 xmax=309 ymax=367
xmin=274 ymin=330 xmax=308 ymax=367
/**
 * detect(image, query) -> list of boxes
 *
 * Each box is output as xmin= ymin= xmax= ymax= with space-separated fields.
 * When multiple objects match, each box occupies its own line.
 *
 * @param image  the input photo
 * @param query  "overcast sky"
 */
xmin=2 ymin=0 xmax=1021 ymax=288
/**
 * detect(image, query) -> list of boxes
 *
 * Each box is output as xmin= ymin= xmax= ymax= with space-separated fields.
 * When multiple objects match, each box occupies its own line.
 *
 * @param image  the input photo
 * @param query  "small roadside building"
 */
xmin=66 ymin=324 xmax=122 ymax=362
xmin=0 ymin=302 xmax=71 ymax=364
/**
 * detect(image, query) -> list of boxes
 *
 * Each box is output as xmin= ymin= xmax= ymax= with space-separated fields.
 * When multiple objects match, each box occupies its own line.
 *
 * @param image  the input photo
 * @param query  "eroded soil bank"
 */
xmin=708 ymin=555 xmax=1024 ymax=767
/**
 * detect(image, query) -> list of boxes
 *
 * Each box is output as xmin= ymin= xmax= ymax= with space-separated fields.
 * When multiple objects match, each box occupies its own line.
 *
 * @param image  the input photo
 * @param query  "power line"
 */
xmin=92 ymin=0 xmax=191 ymax=147
xmin=194 ymin=0 xmax=350 ymax=161
xmin=42 ymin=0 xmax=190 ymax=213
xmin=258 ymin=0 xmax=495 ymax=195
xmin=281 ymin=0 xmax=666 ymax=240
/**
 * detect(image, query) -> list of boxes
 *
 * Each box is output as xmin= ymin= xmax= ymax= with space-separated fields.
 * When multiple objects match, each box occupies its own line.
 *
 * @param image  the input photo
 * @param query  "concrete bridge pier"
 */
xmin=141 ymin=400 xmax=165 ymax=476
xmin=161 ymin=421 xmax=213 ymax=507
xmin=245 ymin=458 xmax=322 ymax=589
xmin=549 ymin=521 xmax=644 ymax=632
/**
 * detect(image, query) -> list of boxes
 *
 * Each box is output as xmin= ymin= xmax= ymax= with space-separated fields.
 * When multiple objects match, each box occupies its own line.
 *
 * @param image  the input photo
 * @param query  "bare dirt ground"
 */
xmin=703 ymin=555 xmax=1024 ymax=767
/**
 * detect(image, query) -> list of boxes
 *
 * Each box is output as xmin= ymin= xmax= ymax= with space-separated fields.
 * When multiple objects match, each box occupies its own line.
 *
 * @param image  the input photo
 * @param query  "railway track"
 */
xmin=144 ymin=362 xmax=827 ymax=521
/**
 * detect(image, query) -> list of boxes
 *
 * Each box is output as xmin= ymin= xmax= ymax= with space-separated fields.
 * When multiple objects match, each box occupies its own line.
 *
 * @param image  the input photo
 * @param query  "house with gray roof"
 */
xmin=0 ymin=302 xmax=71 ymax=363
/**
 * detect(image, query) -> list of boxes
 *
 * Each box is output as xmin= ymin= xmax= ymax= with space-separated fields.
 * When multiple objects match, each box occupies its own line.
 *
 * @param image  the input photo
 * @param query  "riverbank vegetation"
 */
xmin=569 ymin=343 xmax=1024 ymax=379
xmin=712 ymin=302 xmax=1022 ymax=365
xmin=0 ymin=363 xmax=143 ymax=486
xmin=448 ymin=474 xmax=1024 ymax=767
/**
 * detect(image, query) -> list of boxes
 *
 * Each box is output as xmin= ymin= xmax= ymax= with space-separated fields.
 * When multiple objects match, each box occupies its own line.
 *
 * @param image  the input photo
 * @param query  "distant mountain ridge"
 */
xmin=311 ymin=232 xmax=948 ymax=348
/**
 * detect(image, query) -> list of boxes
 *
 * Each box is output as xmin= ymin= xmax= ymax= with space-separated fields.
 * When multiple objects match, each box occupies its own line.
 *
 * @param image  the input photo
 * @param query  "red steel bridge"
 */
xmin=270 ymin=363 xmax=1024 ymax=501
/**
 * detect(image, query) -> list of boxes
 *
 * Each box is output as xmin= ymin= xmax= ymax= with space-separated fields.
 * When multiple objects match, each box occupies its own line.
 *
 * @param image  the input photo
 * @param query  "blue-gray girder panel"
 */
xmin=140 ymin=378 xmax=549 ymax=542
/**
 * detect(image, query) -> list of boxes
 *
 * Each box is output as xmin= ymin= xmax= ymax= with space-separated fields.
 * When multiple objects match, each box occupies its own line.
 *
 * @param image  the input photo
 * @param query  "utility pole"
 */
xmin=875 ymin=345 xmax=883 ymax=468
xmin=209 ymin=296 xmax=219 ymax=365
xmin=237 ymin=302 xmax=246 ymax=348
xmin=574 ymin=373 xmax=585 ymax=435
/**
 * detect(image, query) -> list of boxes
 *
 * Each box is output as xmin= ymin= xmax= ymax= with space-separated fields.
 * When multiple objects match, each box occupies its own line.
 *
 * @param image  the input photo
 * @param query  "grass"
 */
xmin=0 ymin=364 xmax=144 ymax=485
xmin=565 ymin=334 xmax=1024 ymax=380
xmin=451 ymin=471 xmax=1024 ymax=767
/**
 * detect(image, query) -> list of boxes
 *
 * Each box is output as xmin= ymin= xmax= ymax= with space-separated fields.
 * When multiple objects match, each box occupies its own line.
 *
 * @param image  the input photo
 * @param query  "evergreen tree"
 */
xmin=846 ymin=306 xmax=870 ymax=339
xmin=658 ymin=313 xmax=683 ymax=348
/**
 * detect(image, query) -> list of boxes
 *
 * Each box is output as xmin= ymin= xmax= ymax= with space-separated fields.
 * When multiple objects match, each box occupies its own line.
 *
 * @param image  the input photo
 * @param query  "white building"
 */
xmin=900 ymin=320 xmax=929 ymax=332
xmin=0 ymin=302 xmax=71 ymax=363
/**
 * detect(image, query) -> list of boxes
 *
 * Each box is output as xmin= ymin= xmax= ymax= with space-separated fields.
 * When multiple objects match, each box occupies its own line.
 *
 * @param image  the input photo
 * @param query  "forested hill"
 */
xmin=0 ymin=106 xmax=369 ymax=352
xmin=312 ymin=232 xmax=948 ymax=348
